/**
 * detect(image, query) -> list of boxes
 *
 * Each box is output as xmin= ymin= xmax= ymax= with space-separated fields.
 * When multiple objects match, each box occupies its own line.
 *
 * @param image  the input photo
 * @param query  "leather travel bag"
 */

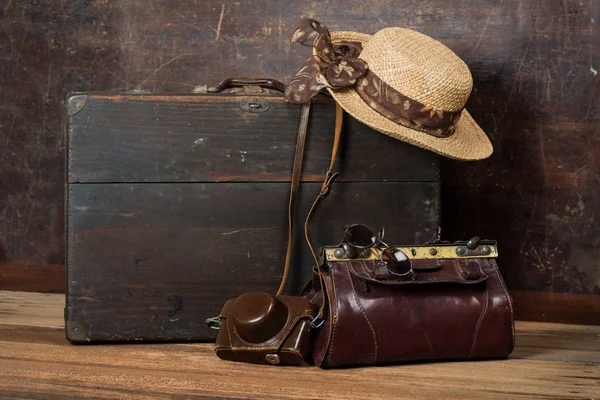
xmin=302 ymin=239 xmax=515 ymax=368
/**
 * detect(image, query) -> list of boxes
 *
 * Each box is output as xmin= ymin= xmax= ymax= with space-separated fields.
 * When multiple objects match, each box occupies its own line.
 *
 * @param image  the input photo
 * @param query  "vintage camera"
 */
xmin=211 ymin=292 xmax=315 ymax=365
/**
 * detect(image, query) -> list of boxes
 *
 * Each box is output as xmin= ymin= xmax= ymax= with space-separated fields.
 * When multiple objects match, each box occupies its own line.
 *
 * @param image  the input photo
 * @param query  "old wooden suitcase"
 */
xmin=65 ymin=79 xmax=440 ymax=342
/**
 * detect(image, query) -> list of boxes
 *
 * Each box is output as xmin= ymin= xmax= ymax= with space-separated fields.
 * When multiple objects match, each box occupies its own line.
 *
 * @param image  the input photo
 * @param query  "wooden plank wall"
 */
xmin=0 ymin=1 xmax=599 ymax=324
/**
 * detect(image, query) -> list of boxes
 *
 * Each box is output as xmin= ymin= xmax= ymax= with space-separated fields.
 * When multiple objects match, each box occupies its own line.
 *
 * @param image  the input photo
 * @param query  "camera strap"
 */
xmin=208 ymin=100 xmax=342 ymax=329
xmin=275 ymin=101 xmax=311 ymax=295
xmin=303 ymin=103 xmax=342 ymax=325
xmin=275 ymin=100 xmax=343 ymax=314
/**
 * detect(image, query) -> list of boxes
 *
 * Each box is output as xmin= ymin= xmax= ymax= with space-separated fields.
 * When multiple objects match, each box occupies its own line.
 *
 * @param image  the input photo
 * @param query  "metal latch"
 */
xmin=240 ymin=97 xmax=270 ymax=113
xmin=206 ymin=317 xmax=221 ymax=329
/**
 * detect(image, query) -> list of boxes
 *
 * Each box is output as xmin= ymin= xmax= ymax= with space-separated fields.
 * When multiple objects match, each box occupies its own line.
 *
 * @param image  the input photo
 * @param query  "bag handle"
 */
xmin=207 ymin=77 xmax=286 ymax=93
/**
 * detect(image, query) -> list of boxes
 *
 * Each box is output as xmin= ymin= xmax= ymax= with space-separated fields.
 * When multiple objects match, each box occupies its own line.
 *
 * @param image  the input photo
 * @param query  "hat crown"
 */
xmin=355 ymin=27 xmax=472 ymax=112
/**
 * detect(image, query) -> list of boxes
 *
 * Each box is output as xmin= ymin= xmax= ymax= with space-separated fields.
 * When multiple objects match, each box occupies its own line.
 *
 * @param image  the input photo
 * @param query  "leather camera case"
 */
xmin=214 ymin=292 xmax=316 ymax=365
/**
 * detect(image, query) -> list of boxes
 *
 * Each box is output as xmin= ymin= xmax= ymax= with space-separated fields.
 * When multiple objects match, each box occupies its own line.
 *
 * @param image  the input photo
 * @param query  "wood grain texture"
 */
xmin=0 ymin=290 xmax=64 ymax=329
xmin=67 ymin=94 xmax=440 ymax=183
xmin=1 ymin=291 xmax=599 ymax=400
xmin=1 ymin=0 xmax=599 ymax=312
xmin=66 ymin=182 xmax=440 ymax=341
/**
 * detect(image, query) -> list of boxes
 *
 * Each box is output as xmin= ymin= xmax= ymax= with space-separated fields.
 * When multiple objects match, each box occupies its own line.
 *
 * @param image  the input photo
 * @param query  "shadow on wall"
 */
xmin=442 ymin=56 xmax=600 ymax=295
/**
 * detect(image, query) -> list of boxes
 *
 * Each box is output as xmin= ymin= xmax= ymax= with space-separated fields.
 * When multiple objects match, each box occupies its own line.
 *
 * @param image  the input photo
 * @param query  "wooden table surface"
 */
xmin=1 ymin=291 xmax=598 ymax=399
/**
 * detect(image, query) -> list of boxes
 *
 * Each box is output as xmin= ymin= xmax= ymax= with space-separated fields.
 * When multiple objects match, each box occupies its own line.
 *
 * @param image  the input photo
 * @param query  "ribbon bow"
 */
xmin=284 ymin=18 xmax=369 ymax=103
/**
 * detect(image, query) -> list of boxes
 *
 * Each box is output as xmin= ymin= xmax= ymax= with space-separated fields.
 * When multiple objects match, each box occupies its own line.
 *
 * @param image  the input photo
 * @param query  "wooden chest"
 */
xmin=65 ymin=86 xmax=440 ymax=342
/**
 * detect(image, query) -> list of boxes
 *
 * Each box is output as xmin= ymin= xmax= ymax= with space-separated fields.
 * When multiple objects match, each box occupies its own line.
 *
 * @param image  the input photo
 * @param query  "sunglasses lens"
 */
xmin=381 ymin=248 xmax=412 ymax=276
xmin=345 ymin=224 xmax=376 ymax=248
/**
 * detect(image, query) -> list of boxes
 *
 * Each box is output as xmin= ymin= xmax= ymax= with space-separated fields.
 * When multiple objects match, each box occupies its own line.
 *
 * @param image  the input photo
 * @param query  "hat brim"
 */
xmin=328 ymin=31 xmax=493 ymax=161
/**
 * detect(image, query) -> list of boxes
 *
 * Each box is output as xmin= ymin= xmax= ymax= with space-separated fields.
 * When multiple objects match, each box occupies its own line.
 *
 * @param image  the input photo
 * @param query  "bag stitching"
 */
xmin=359 ymin=259 xmax=371 ymax=277
xmin=316 ymin=270 xmax=334 ymax=367
xmin=467 ymin=285 xmax=488 ymax=359
xmin=452 ymin=258 xmax=462 ymax=276
xmin=489 ymin=258 xmax=516 ymax=351
xmin=351 ymin=262 xmax=379 ymax=363
xmin=326 ymin=263 xmax=341 ymax=365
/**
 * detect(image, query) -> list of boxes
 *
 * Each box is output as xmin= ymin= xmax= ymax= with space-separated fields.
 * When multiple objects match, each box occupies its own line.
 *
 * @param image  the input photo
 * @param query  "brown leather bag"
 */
xmin=302 ymin=240 xmax=515 ymax=368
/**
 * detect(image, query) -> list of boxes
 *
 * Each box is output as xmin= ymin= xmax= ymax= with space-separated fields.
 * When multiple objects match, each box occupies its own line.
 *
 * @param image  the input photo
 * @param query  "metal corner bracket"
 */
xmin=66 ymin=94 xmax=88 ymax=116
xmin=65 ymin=320 xmax=87 ymax=342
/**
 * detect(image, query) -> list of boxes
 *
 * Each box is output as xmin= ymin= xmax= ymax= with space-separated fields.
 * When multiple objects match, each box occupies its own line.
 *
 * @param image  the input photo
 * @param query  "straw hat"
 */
xmin=285 ymin=19 xmax=493 ymax=161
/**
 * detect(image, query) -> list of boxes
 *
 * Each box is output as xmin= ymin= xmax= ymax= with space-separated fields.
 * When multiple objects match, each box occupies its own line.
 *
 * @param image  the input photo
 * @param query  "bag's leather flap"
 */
xmin=345 ymin=258 xmax=489 ymax=285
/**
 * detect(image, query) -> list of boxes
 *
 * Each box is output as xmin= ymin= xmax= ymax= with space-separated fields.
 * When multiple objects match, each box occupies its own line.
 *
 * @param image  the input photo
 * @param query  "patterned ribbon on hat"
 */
xmin=284 ymin=18 xmax=368 ymax=103
xmin=284 ymin=18 xmax=462 ymax=137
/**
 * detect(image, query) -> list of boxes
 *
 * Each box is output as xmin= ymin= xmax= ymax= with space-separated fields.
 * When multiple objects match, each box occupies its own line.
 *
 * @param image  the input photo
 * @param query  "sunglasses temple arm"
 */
xmin=378 ymin=239 xmax=390 ymax=248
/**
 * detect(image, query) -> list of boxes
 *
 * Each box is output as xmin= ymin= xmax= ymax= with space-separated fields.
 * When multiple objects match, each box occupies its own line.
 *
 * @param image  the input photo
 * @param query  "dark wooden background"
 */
xmin=1 ymin=0 xmax=598 ymax=324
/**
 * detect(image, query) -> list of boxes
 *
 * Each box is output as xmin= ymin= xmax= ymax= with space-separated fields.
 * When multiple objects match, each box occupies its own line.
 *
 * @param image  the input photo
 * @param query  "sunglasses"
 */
xmin=344 ymin=224 xmax=414 ymax=278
